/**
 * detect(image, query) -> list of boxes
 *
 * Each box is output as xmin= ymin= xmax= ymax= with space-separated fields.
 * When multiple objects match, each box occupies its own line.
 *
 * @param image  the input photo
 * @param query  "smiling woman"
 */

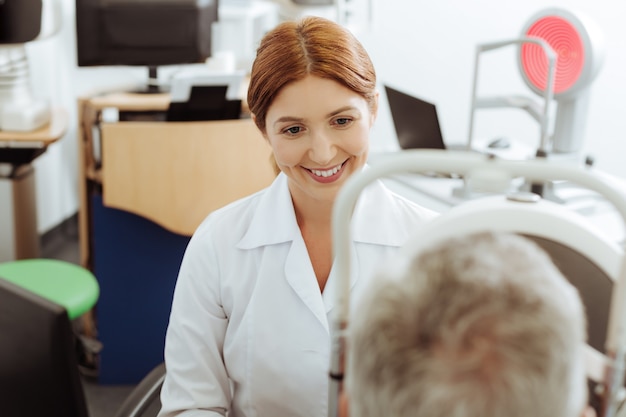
xmin=263 ymin=75 xmax=372 ymax=206
xmin=158 ymin=16 xmax=437 ymax=417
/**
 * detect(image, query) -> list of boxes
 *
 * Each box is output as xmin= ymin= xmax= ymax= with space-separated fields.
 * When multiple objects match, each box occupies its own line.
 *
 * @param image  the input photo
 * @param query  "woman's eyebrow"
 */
xmin=272 ymin=106 xmax=361 ymax=127
xmin=326 ymin=106 xmax=360 ymax=118
xmin=273 ymin=116 xmax=305 ymax=126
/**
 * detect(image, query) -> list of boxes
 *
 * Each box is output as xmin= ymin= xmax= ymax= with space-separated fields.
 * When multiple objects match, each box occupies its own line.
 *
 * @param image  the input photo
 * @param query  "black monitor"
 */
xmin=75 ymin=0 xmax=220 ymax=93
xmin=0 ymin=0 xmax=42 ymax=43
xmin=0 ymin=278 xmax=89 ymax=417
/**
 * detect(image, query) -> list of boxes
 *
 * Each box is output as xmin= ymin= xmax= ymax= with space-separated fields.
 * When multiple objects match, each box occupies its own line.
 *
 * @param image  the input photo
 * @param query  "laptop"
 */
xmin=385 ymin=85 xmax=468 ymax=151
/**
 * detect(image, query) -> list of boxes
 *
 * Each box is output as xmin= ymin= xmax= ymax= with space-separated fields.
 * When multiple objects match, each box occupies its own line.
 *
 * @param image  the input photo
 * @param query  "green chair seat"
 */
xmin=0 ymin=259 xmax=99 ymax=320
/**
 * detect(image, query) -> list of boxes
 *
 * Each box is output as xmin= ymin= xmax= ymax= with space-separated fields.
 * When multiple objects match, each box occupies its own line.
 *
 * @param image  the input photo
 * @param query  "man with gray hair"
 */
xmin=344 ymin=231 xmax=595 ymax=417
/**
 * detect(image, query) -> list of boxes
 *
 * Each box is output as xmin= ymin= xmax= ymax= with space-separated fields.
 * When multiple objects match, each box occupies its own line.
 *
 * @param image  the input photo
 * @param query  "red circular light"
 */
xmin=521 ymin=16 xmax=585 ymax=94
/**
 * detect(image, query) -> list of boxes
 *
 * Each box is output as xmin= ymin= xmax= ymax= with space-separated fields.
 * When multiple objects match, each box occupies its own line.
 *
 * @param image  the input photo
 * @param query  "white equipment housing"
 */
xmin=329 ymin=149 xmax=626 ymax=417
xmin=0 ymin=0 xmax=61 ymax=132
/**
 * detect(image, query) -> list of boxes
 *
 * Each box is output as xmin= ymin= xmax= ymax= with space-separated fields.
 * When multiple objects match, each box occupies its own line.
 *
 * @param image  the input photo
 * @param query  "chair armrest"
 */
xmin=114 ymin=362 xmax=166 ymax=417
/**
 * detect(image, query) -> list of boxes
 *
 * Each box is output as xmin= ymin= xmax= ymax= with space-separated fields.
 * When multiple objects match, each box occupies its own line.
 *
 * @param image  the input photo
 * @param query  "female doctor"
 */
xmin=158 ymin=16 xmax=437 ymax=417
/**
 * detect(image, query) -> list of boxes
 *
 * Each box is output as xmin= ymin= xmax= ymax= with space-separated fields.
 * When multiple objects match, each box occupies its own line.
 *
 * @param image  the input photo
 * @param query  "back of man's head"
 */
xmin=347 ymin=232 xmax=588 ymax=417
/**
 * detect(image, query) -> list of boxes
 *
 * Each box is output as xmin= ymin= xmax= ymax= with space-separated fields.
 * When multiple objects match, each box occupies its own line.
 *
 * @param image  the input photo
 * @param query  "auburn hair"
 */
xmin=247 ymin=16 xmax=377 ymax=133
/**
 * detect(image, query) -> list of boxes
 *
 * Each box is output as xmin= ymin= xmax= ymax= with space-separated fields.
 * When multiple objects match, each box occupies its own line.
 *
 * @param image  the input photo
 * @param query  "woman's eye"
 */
xmin=285 ymin=126 xmax=302 ymax=135
xmin=334 ymin=117 xmax=353 ymax=127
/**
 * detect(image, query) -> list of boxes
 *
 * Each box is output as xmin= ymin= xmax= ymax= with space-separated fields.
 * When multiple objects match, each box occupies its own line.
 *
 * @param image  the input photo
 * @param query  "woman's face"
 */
xmin=262 ymin=75 xmax=377 ymax=205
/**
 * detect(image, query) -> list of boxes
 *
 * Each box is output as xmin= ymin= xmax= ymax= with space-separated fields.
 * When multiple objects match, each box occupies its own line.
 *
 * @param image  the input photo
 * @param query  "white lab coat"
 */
xmin=159 ymin=172 xmax=437 ymax=417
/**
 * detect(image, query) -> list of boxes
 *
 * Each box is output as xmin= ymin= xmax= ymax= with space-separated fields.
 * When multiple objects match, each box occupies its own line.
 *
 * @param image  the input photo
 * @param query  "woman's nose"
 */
xmin=309 ymin=131 xmax=337 ymax=165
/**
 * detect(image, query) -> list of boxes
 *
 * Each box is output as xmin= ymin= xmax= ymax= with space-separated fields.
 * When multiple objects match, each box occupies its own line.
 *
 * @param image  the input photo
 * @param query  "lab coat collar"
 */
xmin=237 ymin=173 xmax=300 ymax=249
xmin=237 ymin=170 xmax=412 ymax=249
xmin=350 ymin=178 xmax=415 ymax=247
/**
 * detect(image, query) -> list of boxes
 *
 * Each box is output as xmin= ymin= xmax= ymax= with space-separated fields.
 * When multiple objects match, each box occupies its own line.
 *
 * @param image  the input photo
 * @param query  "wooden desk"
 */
xmin=85 ymin=92 xmax=170 ymax=113
xmin=0 ymin=108 xmax=68 ymax=261
xmin=77 ymin=92 xmax=273 ymax=267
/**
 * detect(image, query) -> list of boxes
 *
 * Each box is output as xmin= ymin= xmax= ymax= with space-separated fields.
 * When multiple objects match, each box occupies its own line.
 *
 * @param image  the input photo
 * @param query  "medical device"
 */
xmin=0 ymin=0 xmax=62 ymax=131
xmin=520 ymin=9 xmax=605 ymax=156
xmin=468 ymin=8 xmax=605 ymax=160
xmin=328 ymin=150 xmax=626 ymax=417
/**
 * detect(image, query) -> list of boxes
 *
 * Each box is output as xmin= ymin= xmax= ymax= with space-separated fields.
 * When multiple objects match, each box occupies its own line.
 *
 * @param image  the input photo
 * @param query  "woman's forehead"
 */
xmin=267 ymin=76 xmax=369 ymax=121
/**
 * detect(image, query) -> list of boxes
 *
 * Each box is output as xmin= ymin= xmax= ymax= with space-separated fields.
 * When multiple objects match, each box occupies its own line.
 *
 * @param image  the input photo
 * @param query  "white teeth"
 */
xmin=311 ymin=163 xmax=343 ymax=177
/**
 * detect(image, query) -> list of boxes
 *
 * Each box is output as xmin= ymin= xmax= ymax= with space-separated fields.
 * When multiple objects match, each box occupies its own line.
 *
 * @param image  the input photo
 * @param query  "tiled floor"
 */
xmin=41 ymin=216 xmax=138 ymax=417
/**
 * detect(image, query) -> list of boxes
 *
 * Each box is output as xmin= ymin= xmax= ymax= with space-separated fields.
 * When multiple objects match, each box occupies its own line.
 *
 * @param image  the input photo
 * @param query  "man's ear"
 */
xmin=339 ymin=390 xmax=349 ymax=417
xmin=581 ymin=405 xmax=596 ymax=417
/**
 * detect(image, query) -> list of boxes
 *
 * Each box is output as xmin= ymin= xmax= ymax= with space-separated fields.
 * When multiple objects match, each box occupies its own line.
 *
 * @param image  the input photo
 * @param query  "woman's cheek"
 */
xmin=271 ymin=139 xmax=307 ymax=167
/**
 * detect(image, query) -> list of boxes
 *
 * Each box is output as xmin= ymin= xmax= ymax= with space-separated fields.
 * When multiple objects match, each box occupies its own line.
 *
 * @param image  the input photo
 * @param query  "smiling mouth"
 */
xmin=306 ymin=161 xmax=347 ymax=178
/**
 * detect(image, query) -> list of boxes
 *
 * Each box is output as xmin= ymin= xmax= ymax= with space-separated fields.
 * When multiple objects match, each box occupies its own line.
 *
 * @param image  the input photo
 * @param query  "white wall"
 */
xmin=27 ymin=0 xmax=626 ymax=234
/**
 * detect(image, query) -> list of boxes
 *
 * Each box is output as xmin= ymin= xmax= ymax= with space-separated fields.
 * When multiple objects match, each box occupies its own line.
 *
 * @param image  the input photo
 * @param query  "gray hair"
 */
xmin=347 ymin=232 xmax=587 ymax=417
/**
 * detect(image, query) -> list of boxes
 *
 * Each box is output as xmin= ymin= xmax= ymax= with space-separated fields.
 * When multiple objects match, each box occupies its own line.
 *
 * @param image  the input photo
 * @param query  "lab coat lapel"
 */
xmin=285 ymin=235 xmax=330 ymax=333
xmin=237 ymin=173 xmax=330 ymax=332
xmin=323 ymin=179 xmax=411 ymax=312
xmin=322 ymin=244 xmax=359 ymax=314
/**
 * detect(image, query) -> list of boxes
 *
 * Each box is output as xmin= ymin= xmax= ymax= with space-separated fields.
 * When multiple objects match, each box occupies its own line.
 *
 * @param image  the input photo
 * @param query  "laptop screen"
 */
xmin=385 ymin=85 xmax=446 ymax=150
